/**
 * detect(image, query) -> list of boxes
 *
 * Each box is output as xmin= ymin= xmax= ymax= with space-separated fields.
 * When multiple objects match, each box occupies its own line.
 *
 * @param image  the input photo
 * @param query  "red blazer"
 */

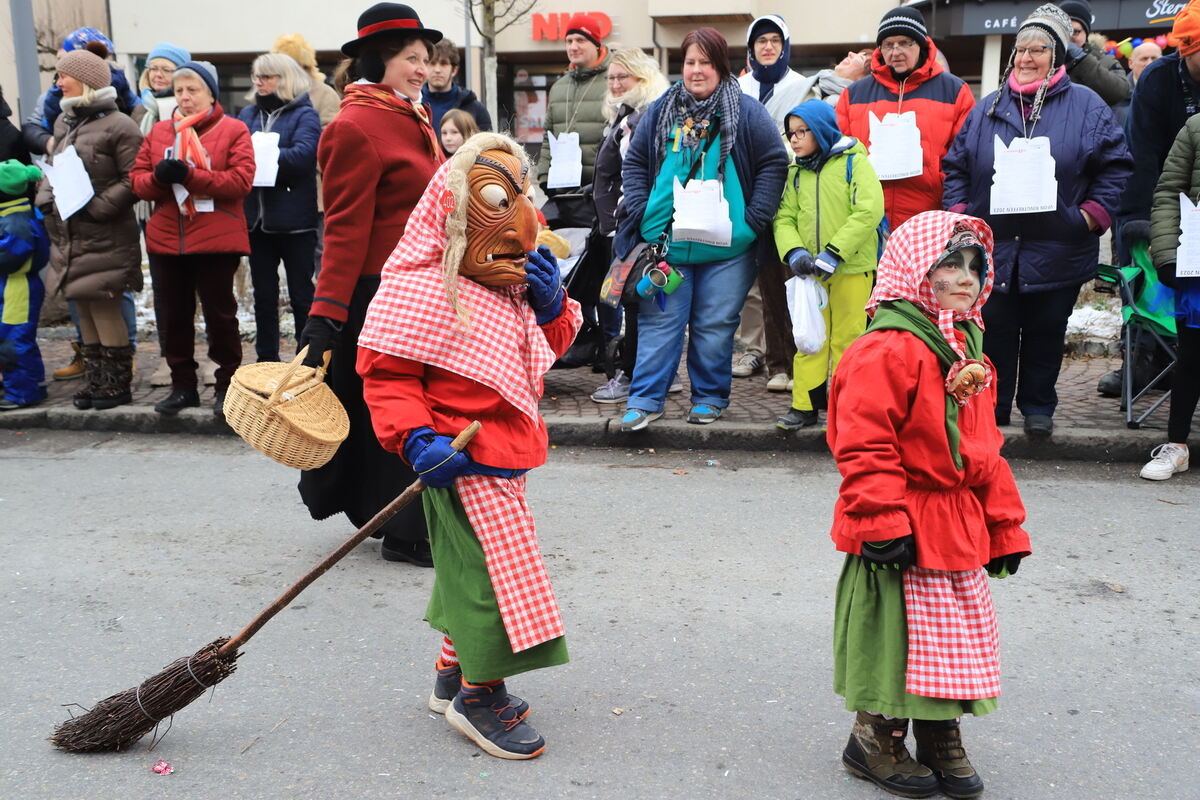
xmin=356 ymin=302 xmax=579 ymax=470
xmin=826 ymin=329 xmax=1031 ymax=572
xmin=835 ymin=41 xmax=974 ymax=229
xmin=131 ymin=104 xmax=254 ymax=255
xmin=312 ymin=94 xmax=442 ymax=322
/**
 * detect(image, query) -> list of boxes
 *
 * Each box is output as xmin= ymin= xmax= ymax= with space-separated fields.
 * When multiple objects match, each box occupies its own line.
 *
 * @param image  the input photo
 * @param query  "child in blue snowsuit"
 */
xmin=0 ymin=160 xmax=49 ymax=410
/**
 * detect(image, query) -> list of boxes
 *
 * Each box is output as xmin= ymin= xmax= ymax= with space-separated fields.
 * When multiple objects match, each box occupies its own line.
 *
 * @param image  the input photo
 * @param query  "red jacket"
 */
xmin=356 ymin=301 xmax=579 ymax=469
xmin=835 ymin=41 xmax=974 ymax=229
xmin=131 ymin=104 xmax=254 ymax=254
xmin=312 ymin=93 xmax=442 ymax=322
xmin=826 ymin=329 xmax=1031 ymax=572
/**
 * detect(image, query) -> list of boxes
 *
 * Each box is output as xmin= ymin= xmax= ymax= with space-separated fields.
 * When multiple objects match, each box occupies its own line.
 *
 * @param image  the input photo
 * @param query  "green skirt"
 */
xmin=423 ymin=486 xmax=568 ymax=683
xmin=833 ymin=554 xmax=997 ymax=720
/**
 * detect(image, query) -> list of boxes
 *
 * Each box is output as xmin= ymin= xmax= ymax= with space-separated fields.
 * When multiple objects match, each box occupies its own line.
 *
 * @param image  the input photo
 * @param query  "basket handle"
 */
xmin=263 ymin=346 xmax=332 ymax=411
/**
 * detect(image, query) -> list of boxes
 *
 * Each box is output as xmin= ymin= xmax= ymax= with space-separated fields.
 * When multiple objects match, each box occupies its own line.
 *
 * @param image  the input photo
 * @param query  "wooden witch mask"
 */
xmin=460 ymin=149 xmax=539 ymax=287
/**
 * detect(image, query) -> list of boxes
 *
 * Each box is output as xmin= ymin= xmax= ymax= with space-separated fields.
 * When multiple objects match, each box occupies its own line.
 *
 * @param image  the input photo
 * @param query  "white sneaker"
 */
xmin=590 ymin=371 xmax=630 ymax=404
xmin=766 ymin=373 xmax=790 ymax=392
xmin=668 ymin=372 xmax=684 ymax=393
xmin=731 ymin=352 xmax=762 ymax=377
xmin=1139 ymin=443 xmax=1189 ymax=481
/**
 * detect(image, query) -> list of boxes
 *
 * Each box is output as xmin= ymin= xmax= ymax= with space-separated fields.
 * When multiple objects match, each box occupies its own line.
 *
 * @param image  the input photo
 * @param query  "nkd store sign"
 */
xmin=961 ymin=0 xmax=1184 ymax=34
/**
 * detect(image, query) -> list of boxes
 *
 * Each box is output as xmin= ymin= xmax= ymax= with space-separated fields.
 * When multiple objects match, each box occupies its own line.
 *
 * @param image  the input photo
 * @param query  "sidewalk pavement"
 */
xmin=0 ymin=336 xmax=1179 ymax=463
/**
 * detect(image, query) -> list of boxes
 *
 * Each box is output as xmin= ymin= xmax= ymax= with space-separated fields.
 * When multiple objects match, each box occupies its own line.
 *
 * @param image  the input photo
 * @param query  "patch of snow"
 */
xmin=1066 ymin=305 xmax=1121 ymax=340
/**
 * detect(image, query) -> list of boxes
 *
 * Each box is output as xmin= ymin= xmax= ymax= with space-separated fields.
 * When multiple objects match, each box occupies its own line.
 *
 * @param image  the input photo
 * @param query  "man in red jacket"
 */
xmin=357 ymin=134 xmax=582 ymax=760
xmin=836 ymin=7 xmax=974 ymax=228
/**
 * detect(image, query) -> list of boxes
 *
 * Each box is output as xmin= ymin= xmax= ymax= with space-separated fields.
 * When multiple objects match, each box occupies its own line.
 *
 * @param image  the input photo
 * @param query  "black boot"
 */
xmin=913 ymin=718 xmax=985 ymax=799
xmin=842 ymin=711 xmax=939 ymax=798
xmin=72 ymin=344 xmax=103 ymax=410
xmin=154 ymin=386 xmax=200 ymax=415
xmin=92 ymin=345 xmax=134 ymax=410
xmin=381 ymin=535 xmax=433 ymax=567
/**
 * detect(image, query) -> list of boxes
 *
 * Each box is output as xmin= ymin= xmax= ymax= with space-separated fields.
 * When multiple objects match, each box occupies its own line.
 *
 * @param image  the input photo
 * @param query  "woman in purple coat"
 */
xmin=942 ymin=4 xmax=1131 ymax=439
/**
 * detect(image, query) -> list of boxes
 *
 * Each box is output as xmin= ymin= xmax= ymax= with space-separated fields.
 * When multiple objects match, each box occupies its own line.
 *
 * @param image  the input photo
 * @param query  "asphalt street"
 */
xmin=1 ymin=430 xmax=1196 ymax=800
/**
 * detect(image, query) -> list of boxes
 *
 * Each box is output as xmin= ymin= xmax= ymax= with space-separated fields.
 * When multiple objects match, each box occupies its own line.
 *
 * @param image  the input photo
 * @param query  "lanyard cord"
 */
xmin=562 ymin=70 xmax=602 ymax=133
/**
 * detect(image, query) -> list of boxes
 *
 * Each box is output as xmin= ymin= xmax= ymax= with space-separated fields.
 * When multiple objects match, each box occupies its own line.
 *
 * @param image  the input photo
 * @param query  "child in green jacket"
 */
xmin=772 ymin=99 xmax=884 ymax=430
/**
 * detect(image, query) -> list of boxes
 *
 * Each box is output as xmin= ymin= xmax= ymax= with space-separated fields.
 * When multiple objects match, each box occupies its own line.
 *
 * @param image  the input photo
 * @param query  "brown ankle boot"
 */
xmin=54 ymin=341 xmax=85 ymax=380
xmin=913 ymin=718 xmax=984 ymax=799
xmin=842 ymin=711 xmax=939 ymax=798
xmin=71 ymin=345 xmax=103 ymax=409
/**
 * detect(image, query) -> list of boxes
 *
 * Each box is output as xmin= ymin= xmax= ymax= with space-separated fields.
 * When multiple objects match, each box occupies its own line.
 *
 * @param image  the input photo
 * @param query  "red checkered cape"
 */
xmin=456 ymin=474 xmax=565 ymax=652
xmin=867 ymin=211 xmax=996 ymax=360
xmin=359 ymin=159 xmax=577 ymax=422
xmin=902 ymin=566 xmax=1002 ymax=699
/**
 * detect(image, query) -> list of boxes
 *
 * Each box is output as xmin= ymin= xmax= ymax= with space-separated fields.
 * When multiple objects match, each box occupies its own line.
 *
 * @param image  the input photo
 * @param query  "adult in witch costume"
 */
xmin=297 ymin=3 xmax=444 ymax=567
xmin=826 ymin=211 xmax=1032 ymax=799
xmin=357 ymin=132 xmax=582 ymax=759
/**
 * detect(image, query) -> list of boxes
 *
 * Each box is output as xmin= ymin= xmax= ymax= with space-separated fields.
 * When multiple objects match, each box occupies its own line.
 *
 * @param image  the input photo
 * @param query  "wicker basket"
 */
xmin=224 ymin=346 xmax=349 ymax=470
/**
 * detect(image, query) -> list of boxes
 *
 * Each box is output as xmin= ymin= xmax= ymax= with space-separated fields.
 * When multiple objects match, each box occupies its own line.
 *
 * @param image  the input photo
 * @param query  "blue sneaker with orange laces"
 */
xmin=445 ymin=680 xmax=545 ymax=759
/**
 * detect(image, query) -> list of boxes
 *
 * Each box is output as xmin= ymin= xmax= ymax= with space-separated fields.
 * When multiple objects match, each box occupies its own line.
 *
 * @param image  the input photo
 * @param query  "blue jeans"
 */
xmin=627 ymin=249 xmax=758 ymax=413
xmin=70 ymin=291 xmax=137 ymax=349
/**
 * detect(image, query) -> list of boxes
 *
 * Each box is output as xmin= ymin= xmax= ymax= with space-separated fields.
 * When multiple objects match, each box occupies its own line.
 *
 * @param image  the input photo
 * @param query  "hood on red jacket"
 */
xmin=870 ymin=37 xmax=945 ymax=92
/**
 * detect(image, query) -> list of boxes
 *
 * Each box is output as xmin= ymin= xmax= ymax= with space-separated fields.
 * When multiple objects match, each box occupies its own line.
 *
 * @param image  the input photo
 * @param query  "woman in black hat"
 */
xmin=296 ymin=3 xmax=443 ymax=566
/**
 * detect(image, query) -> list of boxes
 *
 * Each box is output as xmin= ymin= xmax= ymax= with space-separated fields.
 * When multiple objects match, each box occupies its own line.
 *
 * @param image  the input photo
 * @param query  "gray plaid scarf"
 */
xmin=653 ymin=78 xmax=741 ymax=179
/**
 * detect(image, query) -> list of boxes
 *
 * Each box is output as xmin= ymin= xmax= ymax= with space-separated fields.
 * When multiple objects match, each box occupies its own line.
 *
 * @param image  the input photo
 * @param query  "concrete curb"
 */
xmin=0 ymin=407 xmax=1164 ymax=463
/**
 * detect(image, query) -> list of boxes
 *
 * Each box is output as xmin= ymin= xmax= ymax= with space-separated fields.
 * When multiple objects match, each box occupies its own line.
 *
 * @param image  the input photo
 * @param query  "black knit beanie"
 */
xmin=877 ymin=7 xmax=930 ymax=72
xmin=1057 ymin=0 xmax=1093 ymax=35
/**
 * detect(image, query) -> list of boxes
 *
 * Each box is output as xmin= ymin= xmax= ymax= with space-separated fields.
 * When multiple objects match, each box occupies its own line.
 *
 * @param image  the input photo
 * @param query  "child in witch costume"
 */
xmin=826 ymin=211 xmax=1032 ymax=799
xmin=356 ymin=132 xmax=582 ymax=760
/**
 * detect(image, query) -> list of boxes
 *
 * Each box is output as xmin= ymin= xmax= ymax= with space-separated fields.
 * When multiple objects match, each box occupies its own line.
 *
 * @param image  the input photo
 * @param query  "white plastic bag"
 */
xmin=786 ymin=276 xmax=828 ymax=355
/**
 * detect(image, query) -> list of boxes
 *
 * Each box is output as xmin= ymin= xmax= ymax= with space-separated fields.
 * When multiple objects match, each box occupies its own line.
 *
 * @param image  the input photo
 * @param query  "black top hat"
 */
xmin=341 ymin=3 xmax=443 ymax=57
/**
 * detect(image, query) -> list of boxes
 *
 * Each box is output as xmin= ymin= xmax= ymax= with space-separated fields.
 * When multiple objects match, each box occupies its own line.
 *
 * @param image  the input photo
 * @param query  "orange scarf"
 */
xmin=172 ymin=107 xmax=214 ymax=218
xmin=340 ymin=83 xmax=442 ymax=162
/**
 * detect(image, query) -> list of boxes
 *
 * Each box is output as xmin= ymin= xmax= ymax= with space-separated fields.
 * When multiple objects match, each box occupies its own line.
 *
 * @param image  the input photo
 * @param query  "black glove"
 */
xmin=297 ymin=314 xmax=342 ymax=367
xmin=985 ymin=553 xmax=1023 ymax=579
xmin=860 ymin=535 xmax=916 ymax=572
xmin=154 ymin=158 xmax=190 ymax=184
xmin=1121 ymin=219 xmax=1151 ymax=251
xmin=1157 ymin=262 xmax=1178 ymax=289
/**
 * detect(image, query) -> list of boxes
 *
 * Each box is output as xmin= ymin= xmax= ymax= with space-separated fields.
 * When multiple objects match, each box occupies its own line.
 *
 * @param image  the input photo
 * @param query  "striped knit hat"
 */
xmin=876 ymin=7 xmax=928 ymax=46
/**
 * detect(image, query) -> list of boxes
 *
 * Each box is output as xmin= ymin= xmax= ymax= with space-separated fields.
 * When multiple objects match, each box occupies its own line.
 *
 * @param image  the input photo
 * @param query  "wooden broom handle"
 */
xmin=218 ymin=421 xmax=482 ymax=656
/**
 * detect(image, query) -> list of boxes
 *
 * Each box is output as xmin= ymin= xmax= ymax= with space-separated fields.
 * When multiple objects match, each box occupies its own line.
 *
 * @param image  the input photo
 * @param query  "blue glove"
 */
xmin=1066 ymin=42 xmax=1085 ymax=66
xmin=814 ymin=249 xmax=839 ymax=279
xmin=525 ymin=245 xmax=564 ymax=324
xmin=403 ymin=427 xmax=471 ymax=489
xmin=786 ymin=247 xmax=816 ymax=277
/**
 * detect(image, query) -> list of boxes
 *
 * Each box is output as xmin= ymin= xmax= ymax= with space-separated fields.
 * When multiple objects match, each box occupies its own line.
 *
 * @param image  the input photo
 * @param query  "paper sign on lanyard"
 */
xmin=251 ymin=130 xmax=281 ymax=187
xmin=867 ymin=111 xmax=923 ymax=181
xmin=545 ymin=130 xmax=583 ymax=189
xmin=37 ymin=146 xmax=94 ymax=220
xmin=990 ymin=135 xmax=1057 ymax=215
xmin=1177 ymin=193 xmax=1200 ymax=278
xmin=671 ymin=176 xmax=732 ymax=248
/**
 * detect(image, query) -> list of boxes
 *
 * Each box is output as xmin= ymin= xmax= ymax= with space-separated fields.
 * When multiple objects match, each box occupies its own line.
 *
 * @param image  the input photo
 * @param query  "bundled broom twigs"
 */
xmin=50 ymin=637 xmax=240 ymax=753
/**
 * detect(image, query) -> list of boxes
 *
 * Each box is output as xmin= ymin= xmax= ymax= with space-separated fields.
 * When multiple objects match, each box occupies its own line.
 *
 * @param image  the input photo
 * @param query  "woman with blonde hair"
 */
xmin=133 ymin=42 xmax=190 ymax=135
xmin=237 ymin=52 xmax=321 ymax=363
xmin=271 ymin=33 xmax=341 ymax=126
xmin=589 ymin=47 xmax=669 ymax=403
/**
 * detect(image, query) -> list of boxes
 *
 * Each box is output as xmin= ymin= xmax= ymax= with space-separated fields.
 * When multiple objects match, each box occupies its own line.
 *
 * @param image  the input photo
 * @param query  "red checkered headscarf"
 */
xmin=866 ymin=210 xmax=995 ymax=359
xmin=358 ymin=158 xmax=581 ymax=422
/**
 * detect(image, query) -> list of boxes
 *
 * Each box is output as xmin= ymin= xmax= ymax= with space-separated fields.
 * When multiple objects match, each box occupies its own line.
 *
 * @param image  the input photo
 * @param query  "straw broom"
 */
xmin=50 ymin=421 xmax=481 ymax=753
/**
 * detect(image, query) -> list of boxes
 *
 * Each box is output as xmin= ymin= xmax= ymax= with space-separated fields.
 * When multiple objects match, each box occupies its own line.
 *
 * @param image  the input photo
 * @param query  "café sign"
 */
xmin=959 ymin=0 xmax=1180 ymax=35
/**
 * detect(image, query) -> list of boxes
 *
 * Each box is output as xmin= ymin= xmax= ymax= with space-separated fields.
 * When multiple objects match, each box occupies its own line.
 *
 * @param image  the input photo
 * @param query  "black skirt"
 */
xmin=297 ymin=275 xmax=426 ymax=544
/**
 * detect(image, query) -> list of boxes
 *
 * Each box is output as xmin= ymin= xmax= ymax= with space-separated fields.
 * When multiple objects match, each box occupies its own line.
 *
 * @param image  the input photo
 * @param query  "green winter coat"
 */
xmin=772 ymin=137 xmax=884 ymax=274
xmin=1150 ymin=112 xmax=1200 ymax=269
xmin=536 ymin=51 xmax=613 ymax=189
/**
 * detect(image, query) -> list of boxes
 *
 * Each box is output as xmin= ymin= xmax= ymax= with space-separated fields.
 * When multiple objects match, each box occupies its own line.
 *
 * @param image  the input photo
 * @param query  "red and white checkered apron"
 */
xmin=902 ymin=566 xmax=1001 ymax=699
xmin=455 ymin=474 xmax=564 ymax=653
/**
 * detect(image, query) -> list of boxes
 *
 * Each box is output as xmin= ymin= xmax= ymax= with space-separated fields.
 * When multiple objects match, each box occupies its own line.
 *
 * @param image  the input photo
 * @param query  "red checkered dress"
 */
xmin=902 ymin=566 xmax=1001 ymax=699
xmin=456 ymin=474 xmax=565 ymax=652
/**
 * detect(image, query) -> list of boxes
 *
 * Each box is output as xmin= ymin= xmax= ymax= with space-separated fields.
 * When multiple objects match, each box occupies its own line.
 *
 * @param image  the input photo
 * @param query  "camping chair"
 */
xmin=1093 ymin=241 xmax=1177 ymax=429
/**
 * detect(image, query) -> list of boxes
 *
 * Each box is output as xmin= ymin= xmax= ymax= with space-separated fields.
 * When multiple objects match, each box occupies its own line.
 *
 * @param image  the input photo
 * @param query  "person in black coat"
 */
xmin=238 ymin=53 xmax=321 ymax=363
xmin=0 ymin=89 xmax=30 ymax=166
